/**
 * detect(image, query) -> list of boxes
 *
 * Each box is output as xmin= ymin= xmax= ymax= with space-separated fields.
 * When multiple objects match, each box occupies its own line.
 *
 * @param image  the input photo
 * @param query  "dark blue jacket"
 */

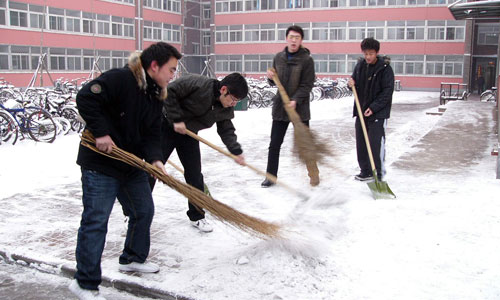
xmin=351 ymin=55 xmax=394 ymax=119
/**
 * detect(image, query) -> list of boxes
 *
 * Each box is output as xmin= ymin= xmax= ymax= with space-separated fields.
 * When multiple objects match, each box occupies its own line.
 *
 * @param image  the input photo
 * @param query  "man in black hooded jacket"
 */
xmin=349 ymin=37 xmax=394 ymax=182
xmin=70 ymin=42 xmax=181 ymax=300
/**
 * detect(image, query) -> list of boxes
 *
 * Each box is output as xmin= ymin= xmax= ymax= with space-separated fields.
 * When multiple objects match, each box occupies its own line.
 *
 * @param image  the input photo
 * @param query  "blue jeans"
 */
xmin=75 ymin=168 xmax=154 ymax=290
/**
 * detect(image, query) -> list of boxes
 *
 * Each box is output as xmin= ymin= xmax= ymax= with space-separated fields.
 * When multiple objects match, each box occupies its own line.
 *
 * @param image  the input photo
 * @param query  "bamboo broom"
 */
xmin=269 ymin=68 xmax=331 ymax=166
xmin=80 ymin=131 xmax=280 ymax=238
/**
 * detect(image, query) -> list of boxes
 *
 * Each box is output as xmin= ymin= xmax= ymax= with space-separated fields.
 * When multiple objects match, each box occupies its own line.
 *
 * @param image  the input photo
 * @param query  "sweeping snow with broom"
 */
xmin=2 ymin=28 xmax=500 ymax=300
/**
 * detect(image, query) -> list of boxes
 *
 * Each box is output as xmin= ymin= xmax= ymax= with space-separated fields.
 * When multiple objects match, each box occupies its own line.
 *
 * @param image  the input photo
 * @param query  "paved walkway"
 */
xmin=0 ymin=95 xmax=497 ymax=299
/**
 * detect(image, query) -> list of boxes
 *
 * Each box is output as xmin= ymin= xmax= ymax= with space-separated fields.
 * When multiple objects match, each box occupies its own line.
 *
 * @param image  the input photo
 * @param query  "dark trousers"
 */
xmin=266 ymin=120 xmax=309 ymax=177
xmin=76 ymin=168 xmax=154 ymax=290
xmin=149 ymin=124 xmax=205 ymax=221
xmin=355 ymin=117 xmax=386 ymax=178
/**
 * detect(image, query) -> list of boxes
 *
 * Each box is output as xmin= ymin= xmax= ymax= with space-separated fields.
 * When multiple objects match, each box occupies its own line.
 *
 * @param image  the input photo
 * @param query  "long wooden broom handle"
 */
xmin=352 ymin=86 xmax=377 ymax=174
xmin=269 ymin=68 xmax=302 ymax=124
xmin=185 ymin=129 xmax=307 ymax=199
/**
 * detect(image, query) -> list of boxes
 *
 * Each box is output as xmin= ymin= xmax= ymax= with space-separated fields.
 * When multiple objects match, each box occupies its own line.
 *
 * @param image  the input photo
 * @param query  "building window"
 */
xmin=97 ymin=14 xmax=110 ymax=35
xmin=329 ymin=54 xmax=346 ymax=73
xmin=428 ymin=20 xmax=465 ymax=41
xmin=0 ymin=45 xmax=8 ymax=70
xmin=203 ymin=31 xmax=211 ymax=46
xmin=312 ymin=22 xmax=329 ymax=41
xmin=404 ymin=55 xmax=424 ymax=75
xmin=278 ymin=0 xmax=310 ymax=9
xmin=245 ymin=24 xmax=259 ymax=41
xmin=82 ymin=12 xmax=95 ymax=34
xmin=50 ymin=48 xmax=66 ymax=70
xmin=192 ymin=16 xmax=200 ymax=29
xmin=0 ymin=0 xmax=6 ymax=26
xmin=11 ymin=46 xmax=30 ymax=70
xmin=144 ymin=21 xmax=153 ymax=39
xmin=67 ymin=49 xmax=82 ymax=70
xmin=111 ymin=16 xmax=123 ymax=36
xmin=260 ymin=24 xmax=275 ymax=41
xmin=9 ymin=1 xmax=28 ymax=28
xmin=29 ymin=4 xmax=45 ymax=29
xmin=387 ymin=21 xmax=405 ymax=40
xmin=66 ymin=10 xmax=81 ymax=33
xmin=123 ymin=18 xmax=134 ymax=37
xmin=349 ymin=0 xmax=366 ymax=7
xmin=203 ymin=4 xmax=211 ymax=19
xmin=478 ymin=25 xmax=500 ymax=45
xmin=48 ymin=7 xmax=64 ymax=31
xmin=313 ymin=54 xmax=329 ymax=73
xmin=348 ymin=21 xmax=368 ymax=40
xmin=329 ymin=22 xmax=346 ymax=40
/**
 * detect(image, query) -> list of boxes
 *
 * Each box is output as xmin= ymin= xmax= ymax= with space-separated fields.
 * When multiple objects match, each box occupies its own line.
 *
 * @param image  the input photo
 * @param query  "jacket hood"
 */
xmin=356 ymin=55 xmax=391 ymax=67
xmin=127 ymin=51 xmax=168 ymax=101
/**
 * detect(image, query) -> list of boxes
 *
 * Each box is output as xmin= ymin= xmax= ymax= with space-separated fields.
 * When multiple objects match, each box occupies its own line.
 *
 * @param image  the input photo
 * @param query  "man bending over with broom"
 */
xmin=149 ymin=73 xmax=249 ymax=233
xmin=261 ymin=25 xmax=319 ymax=188
xmin=349 ymin=37 xmax=394 ymax=182
xmin=70 ymin=42 xmax=181 ymax=300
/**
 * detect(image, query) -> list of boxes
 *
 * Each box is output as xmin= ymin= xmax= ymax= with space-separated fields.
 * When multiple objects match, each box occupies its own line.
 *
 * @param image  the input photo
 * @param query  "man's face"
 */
xmin=363 ymin=49 xmax=378 ymax=65
xmin=286 ymin=30 xmax=302 ymax=53
xmin=150 ymin=57 xmax=178 ymax=88
xmin=219 ymin=86 xmax=240 ymax=108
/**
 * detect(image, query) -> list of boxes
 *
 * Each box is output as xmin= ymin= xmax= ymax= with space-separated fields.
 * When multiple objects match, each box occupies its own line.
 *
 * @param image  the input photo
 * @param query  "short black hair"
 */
xmin=360 ymin=37 xmax=380 ymax=53
xmin=286 ymin=25 xmax=304 ymax=39
xmin=141 ymin=42 xmax=182 ymax=70
xmin=221 ymin=73 xmax=248 ymax=100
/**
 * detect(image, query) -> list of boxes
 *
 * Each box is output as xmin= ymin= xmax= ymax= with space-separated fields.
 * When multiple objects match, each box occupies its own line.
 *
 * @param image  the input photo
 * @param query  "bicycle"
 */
xmin=480 ymin=87 xmax=497 ymax=102
xmin=0 ymin=99 xmax=57 ymax=144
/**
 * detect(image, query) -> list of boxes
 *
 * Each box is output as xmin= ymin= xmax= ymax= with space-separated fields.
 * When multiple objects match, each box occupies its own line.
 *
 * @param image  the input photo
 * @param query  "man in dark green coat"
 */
xmin=262 ymin=25 xmax=319 ymax=188
xmin=150 ymin=73 xmax=248 ymax=233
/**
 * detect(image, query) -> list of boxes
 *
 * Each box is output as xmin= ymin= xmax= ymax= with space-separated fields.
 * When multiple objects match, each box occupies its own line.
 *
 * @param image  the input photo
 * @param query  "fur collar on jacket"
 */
xmin=127 ymin=51 xmax=168 ymax=101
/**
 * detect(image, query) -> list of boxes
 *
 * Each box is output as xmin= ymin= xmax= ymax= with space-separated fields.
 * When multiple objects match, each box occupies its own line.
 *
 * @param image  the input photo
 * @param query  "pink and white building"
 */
xmin=0 ymin=0 xmax=498 ymax=90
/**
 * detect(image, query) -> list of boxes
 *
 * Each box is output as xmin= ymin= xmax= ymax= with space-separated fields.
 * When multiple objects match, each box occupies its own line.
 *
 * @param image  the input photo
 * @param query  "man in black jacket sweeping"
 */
xmin=70 ymin=42 xmax=181 ymax=300
xmin=149 ymin=73 xmax=248 ymax=233
xmin=349 ymin=37 xmax=394 ymax=182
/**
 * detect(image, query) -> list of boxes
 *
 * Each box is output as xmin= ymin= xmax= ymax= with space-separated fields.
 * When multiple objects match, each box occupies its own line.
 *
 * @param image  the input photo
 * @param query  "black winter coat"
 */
xmin=163 ymin=74 xmax=242 ymax=155
xmin=269 ymin=47 xmax=315 ymax=122
xmin=76 ymin=53 xmax=164 ymax=181
xmin=351 ymin=55 xmax=394 ymax=119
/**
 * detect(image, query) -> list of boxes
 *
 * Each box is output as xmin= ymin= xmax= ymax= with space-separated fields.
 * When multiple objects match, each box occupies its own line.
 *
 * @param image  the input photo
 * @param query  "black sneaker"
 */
xmin=261 ymin=179 xmax=275 ymax=188
xmin=354 ymin=173 xmax=373 ymax=181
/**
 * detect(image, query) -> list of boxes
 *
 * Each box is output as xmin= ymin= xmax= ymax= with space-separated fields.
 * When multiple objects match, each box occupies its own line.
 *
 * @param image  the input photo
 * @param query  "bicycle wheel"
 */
xmin=480 ymin=91 xmax=495 ymax=102
xmin=26 ymin=109 xmax=57 ymax=143
xmin=0 ymin=111 xmax=18 ymax=145
xmin=61 ymin=106 xmax=84 ymax=132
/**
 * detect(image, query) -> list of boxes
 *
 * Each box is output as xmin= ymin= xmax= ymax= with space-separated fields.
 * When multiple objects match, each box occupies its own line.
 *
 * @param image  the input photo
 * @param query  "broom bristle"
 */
xmin=80 ymin=131 xmax=281 ymax=238
xmin=292 ymin=121 xmax=331 ymax=165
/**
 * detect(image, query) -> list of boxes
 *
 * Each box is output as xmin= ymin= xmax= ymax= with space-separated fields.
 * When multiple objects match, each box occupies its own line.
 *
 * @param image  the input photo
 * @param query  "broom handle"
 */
xmin=167 ymin=160 xmax=185 ymax=174
xmin=269 ymin=68 xmax=302 ymax=124
xmin=185 ymin=129 xmax=306 ymax=198
xmin=352 ymin=86 xmax=377 ymax=175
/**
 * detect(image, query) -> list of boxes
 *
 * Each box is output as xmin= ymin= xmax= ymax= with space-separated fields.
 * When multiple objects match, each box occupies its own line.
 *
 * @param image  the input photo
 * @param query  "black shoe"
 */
xmin=354 ymin=173 xmax=373 ymax=181
xmin=261 ymin=179 xmax=275 ymax=188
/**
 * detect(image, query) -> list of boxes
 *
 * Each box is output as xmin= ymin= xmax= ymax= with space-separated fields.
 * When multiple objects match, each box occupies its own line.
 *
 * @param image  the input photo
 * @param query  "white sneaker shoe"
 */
xmin=118 ymin=261 xmax=160 ymax=273
xmin=191 ymin=219 xmax=213 ymax=233
xmin=69 ymin=279 xmax=106 ymax=300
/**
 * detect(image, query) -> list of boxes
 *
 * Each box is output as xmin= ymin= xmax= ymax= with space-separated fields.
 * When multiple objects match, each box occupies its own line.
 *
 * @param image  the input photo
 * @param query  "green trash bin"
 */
xmin=234 ymin=96 xmax=248 ymax=111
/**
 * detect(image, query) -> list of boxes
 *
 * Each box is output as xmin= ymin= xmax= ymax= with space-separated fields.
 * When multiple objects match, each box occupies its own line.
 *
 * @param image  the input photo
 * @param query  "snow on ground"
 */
xmin=1 ymin=91 xmax=500 ymax=300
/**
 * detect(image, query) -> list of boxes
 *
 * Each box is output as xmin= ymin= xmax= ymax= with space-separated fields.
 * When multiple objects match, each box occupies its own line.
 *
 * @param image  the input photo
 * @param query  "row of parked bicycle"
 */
xmin=0 ymin=77 xmax=86 ymax=145
xmin=245 ymin=77 xmax=352 ymax=109
xmin=0 ymin=75 xmax=351 ymax=145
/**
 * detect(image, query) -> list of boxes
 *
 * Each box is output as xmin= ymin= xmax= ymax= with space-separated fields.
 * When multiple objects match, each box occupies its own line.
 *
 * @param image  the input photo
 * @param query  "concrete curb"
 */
xmin=0 ymin=249 xmax=195 ymax=300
